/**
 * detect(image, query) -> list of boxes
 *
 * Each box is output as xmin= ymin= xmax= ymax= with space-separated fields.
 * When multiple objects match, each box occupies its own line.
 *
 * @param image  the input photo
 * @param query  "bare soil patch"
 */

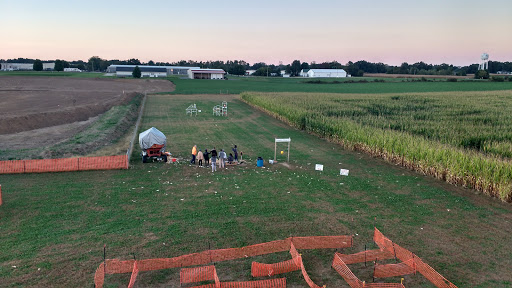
xmin=0 ymin=76 xmax=175 ymax=134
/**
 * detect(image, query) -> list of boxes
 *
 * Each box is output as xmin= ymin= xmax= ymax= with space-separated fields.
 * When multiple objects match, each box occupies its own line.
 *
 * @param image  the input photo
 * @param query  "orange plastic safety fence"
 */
xmin=127 ymin=261 xmax=139 ymax=288
xmin=289 ymin=243 xmax=324 ymax=288
xmin=336 ymin=249 xmax=394 ymax=265
xmin=364 ymin=284 xmax=405 ymax=288
xmin=0 ymin=160 xmax=24 ymax=174
xmin=94 ymin=236 xmax=352 ymax=288
xmin=413 ymin=258 xmax=458 ymax=288
xmin=189 ymin=278 xmax=286 ymax=288
xmin=189 ymin=284 xmax=217 ymax=288
xmin=332 ymin=253 xmax=364 ymax=288
xmin=78 ymin=155 xmax=128 ymax=171
xmin=180 ymin=265 xmax=216 ymax=284
xmin=291 ymin=235 xmax=352 ymax=249
xmin=94 ymin=263 xmax=105 ymax=288
xmin=251 ymin=258 xmax=300 ymax=277
xmin=374 ymin=259 xmax=415 ymax=278
xmin=0 ymin=155 xmax=128 ymax=174
xmin=373 ymin=228 xmax=458 ymax=288
xmin=220 ymin=278 xmax=286 ymax=288
xmin=332 ymin=254 xmax=405 ymax=288
xmin=214 ymin=266 xmax=221 ymax=288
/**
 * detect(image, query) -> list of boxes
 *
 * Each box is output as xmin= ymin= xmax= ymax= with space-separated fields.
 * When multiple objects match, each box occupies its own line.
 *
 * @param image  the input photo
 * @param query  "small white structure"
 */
xmin=64 ymin=68 xmax=81 ymax=72
xmin=274 ymin=138 xmax=291 ymax=162
xmin=188 ymin=68 xmax=226 ymax=79
xmin=222 ymin=101 xmax=228 ymax=116
xmin=245 ymin=69 xmax=256 ymax=76
xmin=213 ymin=105 xmax=221 ymax=116
xmin=213 ymin=101 xmax=228 ymax=116
xmin=340 ymin=169 xmax=350 ymax=176
xmin=315 ymin=164 xmax=324 ymax=171
xmin=186 ymin=104 xmax=198 ymax=116
xmin=479 ymin=53 xmax=489 ymax=70
xmin=303 ymin=69 xmax=347 ymax=78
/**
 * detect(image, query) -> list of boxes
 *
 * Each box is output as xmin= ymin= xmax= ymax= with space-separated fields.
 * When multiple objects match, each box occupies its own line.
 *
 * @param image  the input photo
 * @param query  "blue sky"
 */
xmin=1 ymin=0 xmax=511 ymax=65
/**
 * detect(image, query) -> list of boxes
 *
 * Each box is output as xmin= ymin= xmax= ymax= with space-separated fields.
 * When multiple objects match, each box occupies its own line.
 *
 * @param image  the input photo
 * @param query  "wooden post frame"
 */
xmin=274 ymin=138 xmax=291 ymax=162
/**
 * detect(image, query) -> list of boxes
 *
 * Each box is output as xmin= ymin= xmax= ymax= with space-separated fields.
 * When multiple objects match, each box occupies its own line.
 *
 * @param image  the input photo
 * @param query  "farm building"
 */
xmin=64 ymin=68 xmax=82 ymax=72
xmin=245 ymin=69 xmax=256 ymax=76
xmin=301 ymin=69 xmax=347 ymax=78
xmin=188 ymin=68 xmax=226 ymax=79
xmin=106 ymin=65 xmax=200 ymax=77
xmin=1 ymin=62 xmax=55 ymax=71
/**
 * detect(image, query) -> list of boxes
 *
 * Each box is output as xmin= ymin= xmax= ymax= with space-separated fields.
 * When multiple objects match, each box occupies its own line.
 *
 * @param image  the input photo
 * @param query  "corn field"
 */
xmin=241 ymin=90 xmax=512 ymax=202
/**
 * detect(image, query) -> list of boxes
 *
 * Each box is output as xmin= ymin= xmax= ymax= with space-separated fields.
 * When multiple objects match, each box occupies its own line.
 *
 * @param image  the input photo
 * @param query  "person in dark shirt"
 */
xmin=232 ymin=145 xmax=238 ymax=161
xmin=227 ymin=153 xmax=234 ymax=164
xmin=204 ymin=149 xmax=210 ymax=165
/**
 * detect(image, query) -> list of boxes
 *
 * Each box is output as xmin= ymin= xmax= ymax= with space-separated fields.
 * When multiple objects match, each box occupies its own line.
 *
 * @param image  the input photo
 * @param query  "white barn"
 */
xmin=64 ymin=68 xmax=82 ymax=72
xmin=188 ymin=68 xmax=226 ymax=79
xmin=302 ymin=69 xmax=347 ymax=78
xmin=106 ymin=65 xmax=200 ymax=77
xmin=1 ymin=62 xmax=55 ymax=71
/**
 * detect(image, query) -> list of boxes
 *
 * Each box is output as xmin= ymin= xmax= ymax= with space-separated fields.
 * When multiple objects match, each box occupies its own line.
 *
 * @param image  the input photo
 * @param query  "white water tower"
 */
xmin=479 ymin=53 xmax=489 ymax=70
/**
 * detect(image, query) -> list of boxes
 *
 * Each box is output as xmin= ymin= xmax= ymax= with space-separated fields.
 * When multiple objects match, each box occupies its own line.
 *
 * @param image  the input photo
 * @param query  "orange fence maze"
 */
xmin=94 ymin=229 xmax=458 ymax=288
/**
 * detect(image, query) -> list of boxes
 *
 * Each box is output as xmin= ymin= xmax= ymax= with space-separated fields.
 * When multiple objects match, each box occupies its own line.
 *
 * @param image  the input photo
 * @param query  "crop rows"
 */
xmin=241 ymin=90 xmax=512 ymax=202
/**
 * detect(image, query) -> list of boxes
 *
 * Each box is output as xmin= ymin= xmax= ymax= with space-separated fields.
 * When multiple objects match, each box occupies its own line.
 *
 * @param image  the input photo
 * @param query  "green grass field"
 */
xmin=1 ymin=92 xmax=512 ymax=287
xmin=168 ymin=75 xmax=512 ymax=94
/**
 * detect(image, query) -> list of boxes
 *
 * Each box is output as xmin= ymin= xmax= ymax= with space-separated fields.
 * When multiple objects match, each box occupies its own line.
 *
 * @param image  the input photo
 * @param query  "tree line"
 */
xmin=2 ymin=57 xmax=511 ymax=76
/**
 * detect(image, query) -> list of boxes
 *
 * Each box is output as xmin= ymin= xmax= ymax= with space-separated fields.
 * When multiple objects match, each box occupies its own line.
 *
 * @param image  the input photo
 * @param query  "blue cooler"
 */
xmin=257 ymin=157 xmax=264 ymax=167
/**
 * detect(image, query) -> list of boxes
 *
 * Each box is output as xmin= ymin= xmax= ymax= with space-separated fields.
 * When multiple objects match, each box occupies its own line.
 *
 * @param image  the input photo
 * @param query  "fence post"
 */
xmin=0 ymin=184 xmax=2 ymax=206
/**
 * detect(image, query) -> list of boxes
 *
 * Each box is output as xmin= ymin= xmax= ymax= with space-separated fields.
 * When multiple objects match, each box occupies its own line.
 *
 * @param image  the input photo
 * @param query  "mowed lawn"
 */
xmin=1 ymin=93 xmax=511 ymax=287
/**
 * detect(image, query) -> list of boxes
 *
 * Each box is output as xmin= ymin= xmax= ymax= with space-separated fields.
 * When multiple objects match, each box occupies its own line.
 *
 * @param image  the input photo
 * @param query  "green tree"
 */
xmin=300 ymin=62 xmax=309 ymax=70
xmin=474 ymin=70 xmax=489 ymax=79
xmin=33 ymin=59 xmax=43 ymax=71
xmin=229 ymin=64 xmax=246 ymax=75
xmin=132 ymin=66 xmax=141 ymax=78
xmin=291 ymin=60 xmax=301 ymax=76
xmin=88 ymin=56 xmax=103 ymax=71
xmin=53 ymin=59 xmax=65 ymax=71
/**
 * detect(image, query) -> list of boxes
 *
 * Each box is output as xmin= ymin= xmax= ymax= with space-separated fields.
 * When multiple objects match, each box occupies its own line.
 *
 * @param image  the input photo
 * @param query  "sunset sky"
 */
xmin=1 ymin=0 xmax=511 ymax=66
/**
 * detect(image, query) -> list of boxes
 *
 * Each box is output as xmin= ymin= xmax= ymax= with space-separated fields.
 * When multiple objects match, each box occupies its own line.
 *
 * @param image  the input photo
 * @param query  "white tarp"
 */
xmin=315 ymin=164 xmax=324 ymax=171
xmin=139 ymin=127 xmax=166 ymax=150
xmin=340 ymin=169 xmax=350 ymax=176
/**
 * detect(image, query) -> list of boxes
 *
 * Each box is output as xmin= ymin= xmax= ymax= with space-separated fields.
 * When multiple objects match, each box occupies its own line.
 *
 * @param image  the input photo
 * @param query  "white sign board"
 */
xmin=275 ymin=138 xmax=291 ymax=143
xmin=340 ymin=169 xmax=350 ymax=176
xmin=315 ymin=164 xmax=324 ymax=171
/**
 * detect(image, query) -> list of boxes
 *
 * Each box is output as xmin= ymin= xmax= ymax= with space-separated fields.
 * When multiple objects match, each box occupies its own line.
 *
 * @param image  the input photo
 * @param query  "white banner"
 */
xmin=275 ymin=138 xmax=291 ymax=143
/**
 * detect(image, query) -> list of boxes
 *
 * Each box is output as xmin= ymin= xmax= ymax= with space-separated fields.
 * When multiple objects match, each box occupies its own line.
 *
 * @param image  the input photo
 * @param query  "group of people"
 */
xmin=191 ymin=145 xmax=239 ymax=172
